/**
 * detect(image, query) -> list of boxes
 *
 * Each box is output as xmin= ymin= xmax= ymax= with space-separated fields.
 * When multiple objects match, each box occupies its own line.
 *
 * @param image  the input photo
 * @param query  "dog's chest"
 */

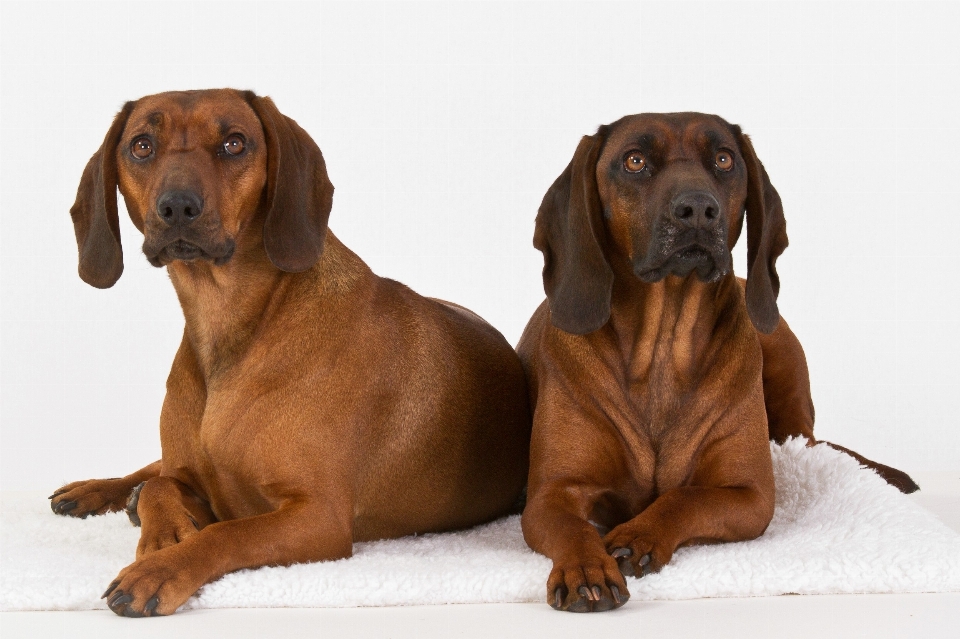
xmin=610 ymin=367 xmax=723 ymax=495
xmin=169 ymin=392 xmax=293 ymax=520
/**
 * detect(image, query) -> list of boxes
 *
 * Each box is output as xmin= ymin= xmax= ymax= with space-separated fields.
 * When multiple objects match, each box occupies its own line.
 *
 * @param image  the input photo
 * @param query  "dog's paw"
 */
xmin=102 ymin=548 xmax=200 ymax=617
xmin=547 ymin=553 xmax=629 ymax=612
xmin=49 ymin=478 xmax=133 ymax=519
xmin=603 ymin=525 xmax=674 ymax=578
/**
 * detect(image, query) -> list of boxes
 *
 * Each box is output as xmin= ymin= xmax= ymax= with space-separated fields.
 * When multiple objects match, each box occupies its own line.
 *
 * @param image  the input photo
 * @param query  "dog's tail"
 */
xmin=822 ymin=442 xmax=920 ymax=494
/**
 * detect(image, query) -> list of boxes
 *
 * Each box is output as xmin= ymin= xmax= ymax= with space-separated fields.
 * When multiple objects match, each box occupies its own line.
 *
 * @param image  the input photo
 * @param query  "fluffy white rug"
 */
xmin=2 ymin=438 xmax=958 ymax=612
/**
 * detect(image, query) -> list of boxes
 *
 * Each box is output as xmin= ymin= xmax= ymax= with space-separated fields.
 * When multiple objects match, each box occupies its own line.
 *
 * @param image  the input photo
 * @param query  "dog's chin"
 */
xmin=635 ymin=246 xmax=730 ymax=284
xmin=145 ymin=239 xmax=236 ymax=268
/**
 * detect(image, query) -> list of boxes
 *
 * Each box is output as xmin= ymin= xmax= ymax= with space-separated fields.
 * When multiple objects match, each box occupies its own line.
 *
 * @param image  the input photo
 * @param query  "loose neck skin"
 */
xmin=599 ymin=255 xmax=740 ymax=385
xmin=166 ymin=230 xmax=368 ymax=379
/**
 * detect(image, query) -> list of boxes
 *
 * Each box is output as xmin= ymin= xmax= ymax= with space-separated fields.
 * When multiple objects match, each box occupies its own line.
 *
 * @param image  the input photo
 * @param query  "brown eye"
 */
xmin=223 ymin=134 xmax=245 ymax=156
xmin=715 ymin=150 xmax=733 ymax=171
xmin=624 ymin=151 xmax=646 ymax=173
xmin=130 ymin=136 xmax=153 ymax=159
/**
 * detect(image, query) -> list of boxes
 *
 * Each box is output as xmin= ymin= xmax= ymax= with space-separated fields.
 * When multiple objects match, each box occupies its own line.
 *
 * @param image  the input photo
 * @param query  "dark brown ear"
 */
xmin=70 ymin=102 xmax=133 ymax=289
xmin=734 ymin=127 xmax=789 ymax=334
xmin=534 ymin=134 xmax=613 ymax=335
xmin=244 ymin=93 xmax=334 ymax=272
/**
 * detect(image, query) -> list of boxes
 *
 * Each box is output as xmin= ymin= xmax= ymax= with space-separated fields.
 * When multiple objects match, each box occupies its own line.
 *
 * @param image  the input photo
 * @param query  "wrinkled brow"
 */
xmin=700 ymin=129 xmax=740 ymax=151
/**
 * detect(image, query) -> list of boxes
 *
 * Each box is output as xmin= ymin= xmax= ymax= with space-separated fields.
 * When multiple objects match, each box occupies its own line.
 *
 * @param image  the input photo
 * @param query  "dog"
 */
xmin=50 ymin=89 xmax=531 ymax=616
xmin=517 ymin=112 xmax=919 ymax=612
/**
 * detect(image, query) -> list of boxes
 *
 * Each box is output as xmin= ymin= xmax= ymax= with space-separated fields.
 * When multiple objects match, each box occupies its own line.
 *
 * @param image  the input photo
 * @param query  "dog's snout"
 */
xmin=156 ymin=190 xmax=203 ymax=227
xmin=671 ymin=191 xmax=720 ymax=229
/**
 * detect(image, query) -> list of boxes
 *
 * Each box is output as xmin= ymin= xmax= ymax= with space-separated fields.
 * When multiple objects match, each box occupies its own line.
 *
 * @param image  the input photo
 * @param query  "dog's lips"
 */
xmin=144 ymin=235 xmax=236 ymax=267
xmin=672 ymin=246 xmax=713 ymax=263
xmin=635 ymin=242 xmax=730 ymax=284
xmin=166 ymin=240 xmax=203 ymax=261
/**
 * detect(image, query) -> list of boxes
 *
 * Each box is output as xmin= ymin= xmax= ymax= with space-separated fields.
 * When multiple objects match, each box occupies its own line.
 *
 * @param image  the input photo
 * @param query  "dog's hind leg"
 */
xmin=758 ymin=318 xmax=919 ymax=493
xmin=757 ymin=317 xmax=816 ymax=444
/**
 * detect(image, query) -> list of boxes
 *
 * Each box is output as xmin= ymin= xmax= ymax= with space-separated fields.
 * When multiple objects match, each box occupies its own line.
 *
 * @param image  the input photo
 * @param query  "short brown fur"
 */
xmin=518 ymin=113 xmax=918 ymax=613
xmin=52 ymin=89 xmax=531 ymax=617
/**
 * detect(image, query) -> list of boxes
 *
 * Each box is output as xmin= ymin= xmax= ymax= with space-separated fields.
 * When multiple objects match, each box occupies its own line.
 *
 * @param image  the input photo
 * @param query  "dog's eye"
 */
xmin=223 ymin=134 xmax=246 ymax=156
xmin=715 ymin=150 xmax=733 ymax=171
xmin=624 ymin=152 xmax=646 ymax=173
xmin=130 ymin=136 xmax=154 ymax=159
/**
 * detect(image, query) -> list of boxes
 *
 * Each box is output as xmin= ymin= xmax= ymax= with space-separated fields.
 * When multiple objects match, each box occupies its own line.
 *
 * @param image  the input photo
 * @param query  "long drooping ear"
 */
xmin=734 ymin=127 xmax=789 ymax=334
xmin=244 ymin=93 xmax=334 ymax=272
xmin=70 ymin=101 xmax=133 ymax=288
xmin=533 ymin=134 xmax=613 ymax=335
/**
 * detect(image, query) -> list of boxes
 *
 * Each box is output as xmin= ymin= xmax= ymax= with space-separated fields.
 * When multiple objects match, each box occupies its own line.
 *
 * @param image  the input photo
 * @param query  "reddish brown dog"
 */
xmin=518 ymin=113 xmax=918 ymax=613
xmin=50 ymin=89 xmax=531 ymax=617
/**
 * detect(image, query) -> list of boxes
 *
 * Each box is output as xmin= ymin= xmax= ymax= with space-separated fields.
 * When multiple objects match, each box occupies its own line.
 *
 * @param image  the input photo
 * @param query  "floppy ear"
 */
xmin=244 ymin=93 xmax=334 ymax=272
xmin=70 ymin=101 xmax=133 ymax=289
xmin=734 ymin=127 xmax=789 ymax=334
xmin=533 ymin=134 xmax=613 ymax=335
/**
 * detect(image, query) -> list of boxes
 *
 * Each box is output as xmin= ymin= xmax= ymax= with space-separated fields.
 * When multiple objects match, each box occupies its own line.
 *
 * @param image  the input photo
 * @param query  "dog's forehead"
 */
xmin=603 ymin=112 xmax=736 ymax=153
xmin=125 ymin=89 xmax=260 ymax=134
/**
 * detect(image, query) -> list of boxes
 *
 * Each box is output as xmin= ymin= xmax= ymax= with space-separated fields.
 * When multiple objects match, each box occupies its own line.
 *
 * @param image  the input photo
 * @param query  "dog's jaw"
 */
xmin=632 ymin=224 xmax=731 ymax=284
xmin=143 ymin=235 xmax=236 ymax=267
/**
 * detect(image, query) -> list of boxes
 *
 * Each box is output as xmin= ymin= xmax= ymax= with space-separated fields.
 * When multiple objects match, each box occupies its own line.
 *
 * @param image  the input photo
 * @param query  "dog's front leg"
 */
xmin=131 ymin=476 xmax=217 ymax=558
xmin=102 ymin=497 xmax=354 ymax=617
xmin=603 ymin=425 xmax=775 ymax=577
xmin=603 ymin=483 xmax=774 ymax=576
xmin=522 ymin=394 xmax=633 ymax=613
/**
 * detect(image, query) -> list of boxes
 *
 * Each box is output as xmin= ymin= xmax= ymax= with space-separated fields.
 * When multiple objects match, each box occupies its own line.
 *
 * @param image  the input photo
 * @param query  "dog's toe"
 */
xmin=52 ymin=499 xmax=77 ymax=515
xmin=107 ymin=591 xmax=133 ymax=616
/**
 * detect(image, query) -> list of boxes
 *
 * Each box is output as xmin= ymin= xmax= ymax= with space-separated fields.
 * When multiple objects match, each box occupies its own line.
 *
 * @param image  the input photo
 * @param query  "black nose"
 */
xmin=156 ymin=190 xmax=203 ymax=226
xmin=671 ymin=191 xmax=720 ymax=229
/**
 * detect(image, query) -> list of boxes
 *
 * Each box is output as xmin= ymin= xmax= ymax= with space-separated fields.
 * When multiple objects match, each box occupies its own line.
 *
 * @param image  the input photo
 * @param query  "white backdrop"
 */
xmin=1 ymin=1 xmax=958 ymax=491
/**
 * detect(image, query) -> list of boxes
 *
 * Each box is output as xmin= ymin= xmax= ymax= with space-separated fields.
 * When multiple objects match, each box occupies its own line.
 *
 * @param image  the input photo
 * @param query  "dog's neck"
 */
xmin=167 ymin=231 xmax=369 ymax=379
xmin=602 ymin=268 xmax=742 ymax=384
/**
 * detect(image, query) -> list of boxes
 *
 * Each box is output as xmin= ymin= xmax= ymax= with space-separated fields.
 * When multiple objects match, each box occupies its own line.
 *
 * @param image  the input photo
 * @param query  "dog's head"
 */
xmin=69 ymin=89 xmax=334 ymax=287
xmin=534 ymin=112 xmax=787 ymax=335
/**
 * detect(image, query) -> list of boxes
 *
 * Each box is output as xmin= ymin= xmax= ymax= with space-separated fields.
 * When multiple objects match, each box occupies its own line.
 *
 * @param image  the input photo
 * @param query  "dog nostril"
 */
xmin=680 ymin=206 xmax=693 ymax=219
xmin=705 ymin=206 xmax=716 ymax=219
xmin=163 ymin=207 xmax=173 ymax=218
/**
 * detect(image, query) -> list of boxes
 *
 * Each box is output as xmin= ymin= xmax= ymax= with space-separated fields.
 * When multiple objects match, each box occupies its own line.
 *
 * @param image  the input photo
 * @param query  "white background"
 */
xmin=1 ymin=1 xmax=958 ymax=492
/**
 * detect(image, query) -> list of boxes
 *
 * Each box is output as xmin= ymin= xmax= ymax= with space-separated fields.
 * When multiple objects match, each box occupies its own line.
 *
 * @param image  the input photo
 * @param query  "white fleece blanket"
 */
xmin=2 ymin=438 xmax=958 ymax=612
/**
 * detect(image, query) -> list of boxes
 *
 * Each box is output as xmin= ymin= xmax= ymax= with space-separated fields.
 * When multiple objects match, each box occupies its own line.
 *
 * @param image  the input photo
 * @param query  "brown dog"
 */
xmin=517 ymin=113 xmax=918 ymax=613
xmin=50 ymin=89 xmax=531 ymax=616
